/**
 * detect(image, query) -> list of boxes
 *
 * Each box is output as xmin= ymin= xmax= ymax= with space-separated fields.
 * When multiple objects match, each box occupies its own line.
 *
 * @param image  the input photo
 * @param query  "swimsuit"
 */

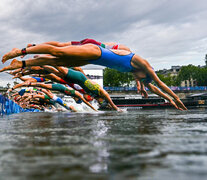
xmin=89 ymin=46 xmax=135 ymax=72
xmin=71 ymin=38 xmax=119 ymax=50
xmin=60 ymin=78 xmax=86 ymax=94
xmin=18 ymin=88 xmax=30 ymax=96
xmin=44 ymin=95 xmax=51 ymax=100
xmin=51 ymin=84 xmax=76 ymax=97
xmin=44 ymin=94 xmax=71 ymax=110
xmin=64 ymin=68 xmax=101 ymax=97
xmin=140 ymin=67 xmax=154 ymax=84
xmin=71 ymin=38 xmax=104 ymax=47
xmin=140 ymin=74 xmax=153 ymax=84
xmin=32 ymin=77 xmax=46 ymax=82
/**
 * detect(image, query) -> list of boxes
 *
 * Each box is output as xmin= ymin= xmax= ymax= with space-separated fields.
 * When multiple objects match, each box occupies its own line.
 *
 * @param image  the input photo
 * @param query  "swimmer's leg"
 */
xmin=2 ymin=44 xmax=100 ymax=63
xmin=0 ymin=59 xmax=22 ymax=72
xmin=0 ymin=56 xmax=63 ymax=73
xmin=23 ymin=43 xmax=100 ymax=59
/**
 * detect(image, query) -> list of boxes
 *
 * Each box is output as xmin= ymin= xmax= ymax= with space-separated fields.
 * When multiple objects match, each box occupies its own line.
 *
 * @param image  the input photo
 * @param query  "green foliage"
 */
xmin=177 ymin=65 xmax=207 ymax=86
xmin=177 ymin=65 xmax=198 ymax=83
xmin=103 ymin=63 xmax=207 ymax=87
xmin=157 ymin=73 xmax=179 ymax=86
xmin=194 ymin=67 xmax=207 ymax=86
xmin=157 ymin=65 xmax=207 ymax=86
xmin=103 ymin=68 xmax=134 ymax=86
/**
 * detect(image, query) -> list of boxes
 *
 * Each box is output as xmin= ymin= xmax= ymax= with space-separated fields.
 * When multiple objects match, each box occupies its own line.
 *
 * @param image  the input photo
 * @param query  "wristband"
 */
xmin=21 ymin=48 xmax=27 ymax=55
xmin=22 ymin=60 xmax=26 ymax=69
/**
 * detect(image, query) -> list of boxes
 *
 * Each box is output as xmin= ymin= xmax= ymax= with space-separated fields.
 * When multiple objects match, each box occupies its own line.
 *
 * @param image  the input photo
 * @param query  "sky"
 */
xmin=0 ymin=0 xmax=207 ymax=86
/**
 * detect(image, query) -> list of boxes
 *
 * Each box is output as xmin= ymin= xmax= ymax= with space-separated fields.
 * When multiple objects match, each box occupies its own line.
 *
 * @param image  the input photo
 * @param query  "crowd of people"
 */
xmin=1 ymin=38 xmax=187 ymax=112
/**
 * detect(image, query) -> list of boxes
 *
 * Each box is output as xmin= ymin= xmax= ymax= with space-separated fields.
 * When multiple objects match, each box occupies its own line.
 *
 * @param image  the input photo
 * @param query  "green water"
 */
xmin=1 ymin=109 xmax=207 ymax=180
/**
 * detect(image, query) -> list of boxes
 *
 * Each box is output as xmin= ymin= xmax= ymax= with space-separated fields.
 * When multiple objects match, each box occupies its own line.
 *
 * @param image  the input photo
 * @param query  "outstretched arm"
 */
xmin=140 ymin=82 xmax=148 ymax=98
xmin=16 ymin=82 xmax=52 ymax=90
xmin=145 ymin=83 xmax=187 ymax=110
xmin=40 ymin=73 xmax=65 ymax=83
xmin=146 ymin=77 xmax=187 ymax=110
xmin=132 ymin=56 xmax=186 ymax=110
xmin=40 ymin=88 xmax=76 ymax=112
xmin=100 ymin=89 xmax=121 ymax=111
xmin=9 ymin=68 xmax=22 ymax=75
xmin=12 ymin=81 xmax=30 ymax=90
xmin=74 ymin=91 xmax=97 ymax=111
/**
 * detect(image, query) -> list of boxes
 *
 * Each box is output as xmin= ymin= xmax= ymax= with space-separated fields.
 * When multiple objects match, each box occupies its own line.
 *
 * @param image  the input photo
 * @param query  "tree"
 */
xmin=157 ymin=73 xmax=179 ymax=86
xmin=103 ymin=68 xmax=134 ymax=86
xmin=177 ymin=65 xmax=207 ymax=86
xmin=177 ymin=65 xmax=198 ymax=84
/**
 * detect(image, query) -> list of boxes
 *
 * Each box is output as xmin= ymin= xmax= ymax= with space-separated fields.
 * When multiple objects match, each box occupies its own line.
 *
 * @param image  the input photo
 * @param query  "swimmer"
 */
xmin=24 ymin=65 xmax=120 ymax=110
xmin=8 ymin=76 xmax=48 ymax=92
xmin=12 ymin=66 xmax=95 ymax=103
xmin=9 ymin=38 xmax=148 ymax=97
xmin=10 ymin=65 xmax=120 ymax=110
xmin=26 ymin=88 xmax=77 ymax=112
xmin=16 ymin=82 xmax=98 ymax=111
xmin=11 ymin=88 xmax=33 ymax=97
xmin=43 ymin=66 xmax=121 ymax=110
xmin=23 ymin=38 xmax=131 ymax=51
xmin=38 ymin=73 xmax=94 ymax=102
xmin=36 ymin=66 xmax=116 ymax=102
xmin=1 ymin=42 xmax=187 ymax=110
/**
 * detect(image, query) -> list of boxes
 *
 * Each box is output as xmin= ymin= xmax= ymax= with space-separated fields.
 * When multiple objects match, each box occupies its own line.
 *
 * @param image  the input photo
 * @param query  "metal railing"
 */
xmin=104 ymin=86 xmax=207 ymax=91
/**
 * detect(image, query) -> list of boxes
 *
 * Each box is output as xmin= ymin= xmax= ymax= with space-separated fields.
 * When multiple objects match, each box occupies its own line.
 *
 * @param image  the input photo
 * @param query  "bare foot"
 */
xmin=2 ymin=48 xmax=21 ymax=63
xmin=0 ymin=59 xmax=22 ymax=72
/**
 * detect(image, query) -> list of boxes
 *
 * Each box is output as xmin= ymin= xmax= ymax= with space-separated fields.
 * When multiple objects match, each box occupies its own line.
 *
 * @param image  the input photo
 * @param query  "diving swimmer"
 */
xmin=1 ymin=40 xmax=187 ymax=110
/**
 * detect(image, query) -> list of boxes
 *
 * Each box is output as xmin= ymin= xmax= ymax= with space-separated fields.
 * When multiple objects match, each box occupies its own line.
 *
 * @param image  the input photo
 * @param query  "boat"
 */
xmin=109 ymin=93 xmax=207 ymax=109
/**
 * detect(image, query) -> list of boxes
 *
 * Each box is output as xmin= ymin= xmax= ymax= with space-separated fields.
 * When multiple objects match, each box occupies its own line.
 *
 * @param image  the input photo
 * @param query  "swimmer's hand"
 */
xmin=140 ymin=89 xmax=148 ymax=98
xmin=169 ymin=99 xmax=180 ymax=110
xmin=117 ymin=108 xmax=123 ymax=112
xmin=169 ymin=99 xmax=187 ymax=111
xmin=175 ymin=99 xmax=188 ymax=110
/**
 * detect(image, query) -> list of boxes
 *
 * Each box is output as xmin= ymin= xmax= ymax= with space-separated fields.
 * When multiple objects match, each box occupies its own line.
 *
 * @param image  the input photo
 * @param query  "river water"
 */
xmin=1 ymin=108 xmax=207 ymax=180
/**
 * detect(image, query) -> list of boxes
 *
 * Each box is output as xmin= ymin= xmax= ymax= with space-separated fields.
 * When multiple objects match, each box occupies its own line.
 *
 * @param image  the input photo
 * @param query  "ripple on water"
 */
xmin=1 ymin=109 xmax=207 ymax=180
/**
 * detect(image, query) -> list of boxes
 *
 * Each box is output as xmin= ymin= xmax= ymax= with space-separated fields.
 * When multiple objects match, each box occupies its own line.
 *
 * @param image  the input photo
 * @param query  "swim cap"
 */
xmin=84 ymin=94 xmax=93 ymax=102
xmin=18 ymin=89 xmax=26 ymax=96
xmin=75 ymin=98 xmax=82 ymax=104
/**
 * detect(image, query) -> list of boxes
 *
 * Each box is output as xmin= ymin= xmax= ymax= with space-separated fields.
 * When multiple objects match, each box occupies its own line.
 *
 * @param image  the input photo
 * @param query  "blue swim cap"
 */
xmin=76 ymin=98 xmax=82 ymax=104
xmin=18 ymin=89 xmax=26 ymax=96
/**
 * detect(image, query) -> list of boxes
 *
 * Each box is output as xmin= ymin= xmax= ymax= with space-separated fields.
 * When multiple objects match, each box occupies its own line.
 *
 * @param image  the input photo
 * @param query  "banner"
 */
xmin=0 ymin=94 xmax=40 ymax=115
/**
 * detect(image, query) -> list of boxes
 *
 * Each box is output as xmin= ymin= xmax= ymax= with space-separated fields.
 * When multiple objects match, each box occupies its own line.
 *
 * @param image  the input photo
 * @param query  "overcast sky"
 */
xmin=0 ymin=0 xmax=207 ymax=86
